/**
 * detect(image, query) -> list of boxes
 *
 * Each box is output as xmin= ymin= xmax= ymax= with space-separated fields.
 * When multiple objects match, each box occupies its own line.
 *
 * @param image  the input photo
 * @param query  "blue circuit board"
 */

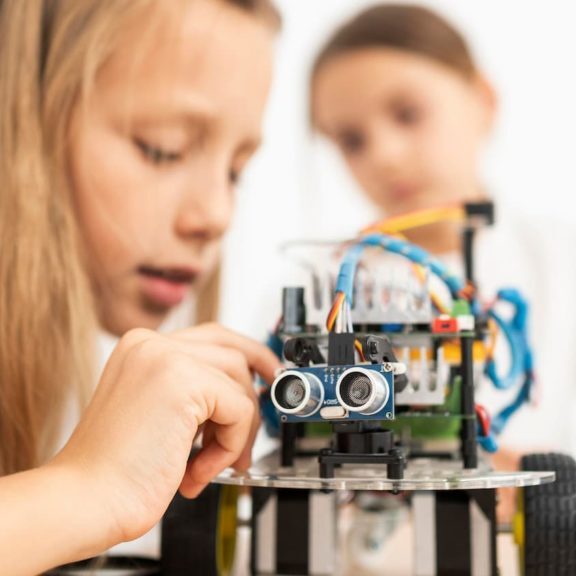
xmin=274 ymin=363 xmax=395 ymax=423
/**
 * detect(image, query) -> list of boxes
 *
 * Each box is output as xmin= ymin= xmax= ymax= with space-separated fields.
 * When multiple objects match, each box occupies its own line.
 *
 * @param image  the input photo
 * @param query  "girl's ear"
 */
xmin=473 ymin=73 xmax=498 ymax=135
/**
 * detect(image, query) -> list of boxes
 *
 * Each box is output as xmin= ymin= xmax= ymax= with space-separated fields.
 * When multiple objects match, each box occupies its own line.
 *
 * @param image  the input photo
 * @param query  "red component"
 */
xmin=432 ymin=316 xmax=458 ymax=333
xmin=475 ymin=404 xmax=491 ymax=437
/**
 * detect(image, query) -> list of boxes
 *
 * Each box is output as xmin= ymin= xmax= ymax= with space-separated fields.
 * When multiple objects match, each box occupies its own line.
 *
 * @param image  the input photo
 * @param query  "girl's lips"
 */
xmin=138 ymin=266 xmax=198 ymax=308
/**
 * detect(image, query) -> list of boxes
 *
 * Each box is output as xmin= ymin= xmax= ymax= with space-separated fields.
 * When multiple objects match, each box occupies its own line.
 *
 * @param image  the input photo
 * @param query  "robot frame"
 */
xmin=242 ymin=200 xmax=574 ymax=576
xmin=53 ymin=202 xmax=576 ymax=576
xmin=265 ymin=201 xmax=520 ymax=478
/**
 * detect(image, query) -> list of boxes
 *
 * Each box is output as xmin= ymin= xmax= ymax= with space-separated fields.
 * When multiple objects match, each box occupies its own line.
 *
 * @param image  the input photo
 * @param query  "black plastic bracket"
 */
xmin=283 ymin=338 xmax=325 ymax=368
xmin=318 ymin=424 xmax=405 ymax=480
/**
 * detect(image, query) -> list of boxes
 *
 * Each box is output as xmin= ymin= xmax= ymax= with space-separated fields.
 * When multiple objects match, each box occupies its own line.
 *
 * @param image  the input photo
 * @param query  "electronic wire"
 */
xmin=321 ymin=207 xmax=533 ymax=452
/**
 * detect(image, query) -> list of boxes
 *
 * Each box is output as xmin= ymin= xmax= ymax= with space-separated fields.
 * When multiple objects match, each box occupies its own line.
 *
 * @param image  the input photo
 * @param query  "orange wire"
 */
xmin=354 ymin=339 xmax=366 ymax=362
xmin=459 ymin=282 xmax=476 ymax=302
xmin=326 ymin=292 xmax=345 ymax=331
xmin=411 ymin=262 xmax=450 ymax=315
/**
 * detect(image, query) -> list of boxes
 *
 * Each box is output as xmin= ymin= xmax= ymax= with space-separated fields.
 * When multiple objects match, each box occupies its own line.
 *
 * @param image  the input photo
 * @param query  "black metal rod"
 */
xmin=460 ymin=336 xmax=477 ymax=469
xmin=280 ymin=422 xmax=297 ymax=467
xmin=463 ymin=226 xmax=476 ymax=285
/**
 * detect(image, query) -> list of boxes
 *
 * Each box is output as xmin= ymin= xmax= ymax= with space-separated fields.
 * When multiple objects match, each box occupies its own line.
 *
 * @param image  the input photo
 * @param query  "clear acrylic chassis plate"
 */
xmin=214 ymin=450 xmax=554 ymax=492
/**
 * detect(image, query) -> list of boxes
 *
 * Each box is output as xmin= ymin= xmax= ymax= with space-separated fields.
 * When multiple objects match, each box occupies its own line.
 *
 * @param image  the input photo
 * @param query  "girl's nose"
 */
xmin=174 ymin=168 xmax=234 ymax=242
xmin=368 ymin=125 xmax=409 ymax=173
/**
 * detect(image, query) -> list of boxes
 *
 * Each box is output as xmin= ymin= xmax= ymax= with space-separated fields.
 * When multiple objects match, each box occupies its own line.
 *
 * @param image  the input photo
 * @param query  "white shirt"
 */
xmin=442 ymin=204 xmax=576 ymax=453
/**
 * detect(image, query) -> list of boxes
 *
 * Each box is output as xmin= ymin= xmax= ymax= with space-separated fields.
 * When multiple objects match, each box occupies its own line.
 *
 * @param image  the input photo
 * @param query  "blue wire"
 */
xmin=477 ymin=433 xmax=499 ymax=453
xmin=485 ymin=311 xmax=524 ymax=390
xmin=335 ymin=244 xmax=365 ymax=303
xmin=333 ymin=234 xmax=534 ymax=449
xmin=335 ymin=234 xmax=466 ymax=302
xmin=483 ymin=288 xmax=535 ymax=440
xmin=491 ymin=376 xmax=533 ymax=436
xmin=484 ymin=289 xmax=531 ymax=392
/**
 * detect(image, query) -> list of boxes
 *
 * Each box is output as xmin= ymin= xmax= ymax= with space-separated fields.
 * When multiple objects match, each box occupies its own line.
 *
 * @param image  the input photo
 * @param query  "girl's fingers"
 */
xmin=171 ymin=332 xmax=269 ymax=472
xmin=186 ymin=346 xmax=260 ymax=465
xmin=173 ymin=324 xmax=282 ymax=384
xmin=202 ymin=419 xmax=255 ymax=473
xmin=103 ymin=328 xmax=265 ymax=497
xmin=180 ymin=387 xmax=255 ymax=497
xmin=176 ymin=343 xmax=255 ymax=391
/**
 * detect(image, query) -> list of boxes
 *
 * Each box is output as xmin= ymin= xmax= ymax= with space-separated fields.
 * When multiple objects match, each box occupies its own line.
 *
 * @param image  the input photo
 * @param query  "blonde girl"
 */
xmin=0 ymin=0 xmax=281 ymax=572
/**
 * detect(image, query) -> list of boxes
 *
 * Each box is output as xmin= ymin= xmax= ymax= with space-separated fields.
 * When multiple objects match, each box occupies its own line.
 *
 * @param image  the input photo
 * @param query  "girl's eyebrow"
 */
xmin=135 ymin=98 xmax=218 ymax=124
xmin=172 ymin=97 xmax=264 ymax=152
xmin=132 ymin=93 xmax=263 ymax=151
xmin=173 ymin=95 xmax=218 ymax=123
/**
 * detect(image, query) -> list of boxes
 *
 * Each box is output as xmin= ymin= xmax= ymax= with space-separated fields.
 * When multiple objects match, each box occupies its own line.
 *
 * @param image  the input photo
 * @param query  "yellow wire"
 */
xmin=362 ymin=206 xmax=466 ymax=236
xmin=411 ymin=263 xmax=450 ymax=315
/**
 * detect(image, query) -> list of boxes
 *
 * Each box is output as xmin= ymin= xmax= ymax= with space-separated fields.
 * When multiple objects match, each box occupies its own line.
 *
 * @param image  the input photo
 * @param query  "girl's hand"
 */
xmin=170 ymin=322 xmax=281 ymax=471
xmin=50 ymin=326 xmax=280 ymax=551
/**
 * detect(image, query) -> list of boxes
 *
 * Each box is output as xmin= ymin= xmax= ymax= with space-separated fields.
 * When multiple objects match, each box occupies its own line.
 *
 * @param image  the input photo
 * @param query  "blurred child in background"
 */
xmin=310 ymin=2 xmax=576 ymax=462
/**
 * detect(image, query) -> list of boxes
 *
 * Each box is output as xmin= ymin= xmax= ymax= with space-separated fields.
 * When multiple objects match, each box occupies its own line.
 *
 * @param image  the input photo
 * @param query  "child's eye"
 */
xmin=338 ymin=130 xmax=365 ymax=155
xmin=229 ymin=168 xmax=241 ymax=186
xmin=393 ymin=103 xmax=422 ymax=126
xmin=135 ymin=138 xmax=183 ymax=165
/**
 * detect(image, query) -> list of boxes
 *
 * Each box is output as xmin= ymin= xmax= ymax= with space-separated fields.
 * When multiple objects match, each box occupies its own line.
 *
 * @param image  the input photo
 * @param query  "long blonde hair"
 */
xmin=0 ymin=0 xmax=279 ymax=476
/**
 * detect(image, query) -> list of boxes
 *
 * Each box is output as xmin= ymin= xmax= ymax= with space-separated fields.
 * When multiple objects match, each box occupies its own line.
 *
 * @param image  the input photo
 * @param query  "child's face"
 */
xmin=312 ymin=49 xmax=494 ymax=216
xmin=69 ymin=0 xmax=275 ymax=335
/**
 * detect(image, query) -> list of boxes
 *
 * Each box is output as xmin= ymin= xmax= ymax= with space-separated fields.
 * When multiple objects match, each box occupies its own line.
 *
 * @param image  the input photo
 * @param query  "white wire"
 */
xmin=346 ymin=301 xmax=354 ymax=333
xmin=335 ymin=298 xmax=343 ymax=333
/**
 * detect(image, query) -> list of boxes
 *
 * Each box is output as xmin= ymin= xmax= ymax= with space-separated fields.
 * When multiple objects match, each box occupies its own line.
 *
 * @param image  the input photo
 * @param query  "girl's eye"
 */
xmin=393 ymin=103 xmax=422 ymax=126
xmin=229 ymin=168 xmax=241 ymax=186
xmin=135 ymin=138 xmax=183 ymax=165
xmin=338 ymin=130 xmax=365 ymax=155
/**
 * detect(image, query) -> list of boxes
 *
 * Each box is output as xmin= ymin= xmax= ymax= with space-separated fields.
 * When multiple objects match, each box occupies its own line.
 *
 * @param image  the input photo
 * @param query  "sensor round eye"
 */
xmin=271 ymin=371 xmax=324 ymax=417
xmin=277 ymin=376 xmax=306 ymax=410
xmin=336 ymin=368 xmax=389 ymax=416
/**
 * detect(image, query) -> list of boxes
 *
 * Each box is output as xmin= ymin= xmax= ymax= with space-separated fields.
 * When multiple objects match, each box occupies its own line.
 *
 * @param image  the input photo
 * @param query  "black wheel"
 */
xmin=518 ymin=452 xmax=576 ymax=575
xmin=161 ymin=484 xmax=239 ymax=576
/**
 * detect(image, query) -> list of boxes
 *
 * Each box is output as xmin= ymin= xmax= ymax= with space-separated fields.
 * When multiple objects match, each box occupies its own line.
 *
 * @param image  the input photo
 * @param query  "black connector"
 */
xmin=464 ymin=201 xmax=495 ymax=227
xmin=328 ymin=333 xmax=355 ymax=366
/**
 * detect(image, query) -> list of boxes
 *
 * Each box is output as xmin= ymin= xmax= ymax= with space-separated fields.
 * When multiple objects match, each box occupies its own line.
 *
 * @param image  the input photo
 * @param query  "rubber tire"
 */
xmin=520 ymin=452 xmax=576 ymax=575
xmin=161 ymin=484 xmax=238 ymax=576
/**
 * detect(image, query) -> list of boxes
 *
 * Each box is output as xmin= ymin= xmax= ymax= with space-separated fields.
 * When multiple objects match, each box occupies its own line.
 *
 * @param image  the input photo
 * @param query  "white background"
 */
xmin=221 ymin=0 xmax=576 ymax=336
